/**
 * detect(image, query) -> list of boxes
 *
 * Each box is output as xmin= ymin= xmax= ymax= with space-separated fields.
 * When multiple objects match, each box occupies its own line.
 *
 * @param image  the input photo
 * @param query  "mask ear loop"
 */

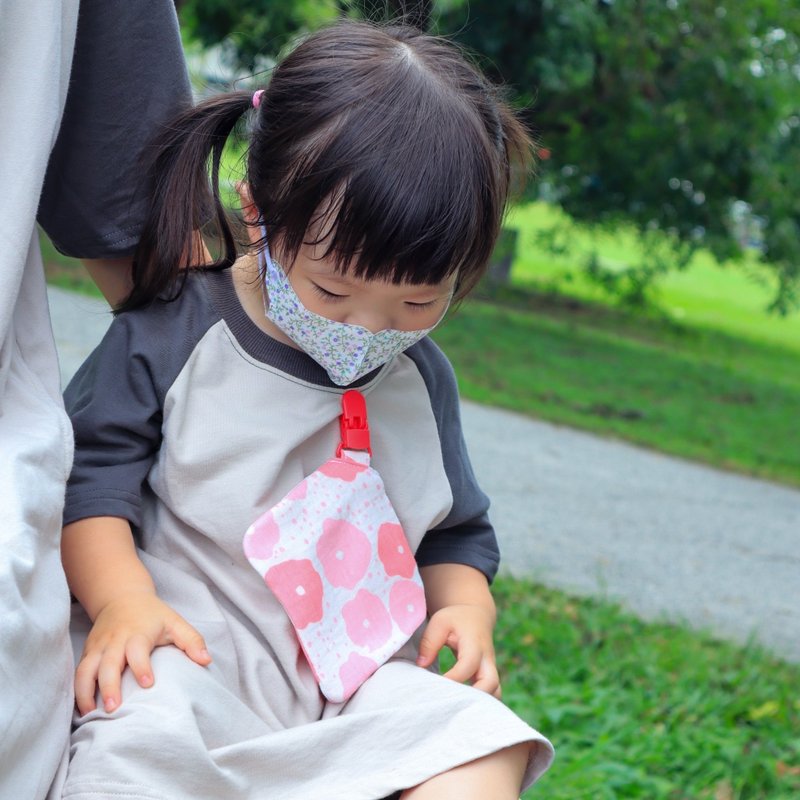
xmin=257 ymin=221 xmax=295 ymax=318
xmin=257 ymin=218 xmax=272 ymax=313
xmin=257 ymin=219 xmax=285 ymax=275
xmin=255 ymin=218 xmax=269 ymax=268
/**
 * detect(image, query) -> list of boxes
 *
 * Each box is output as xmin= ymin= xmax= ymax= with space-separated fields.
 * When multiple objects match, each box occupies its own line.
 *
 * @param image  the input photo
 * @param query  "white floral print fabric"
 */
xmin=260 ymin=236 xmax=440 ymax=386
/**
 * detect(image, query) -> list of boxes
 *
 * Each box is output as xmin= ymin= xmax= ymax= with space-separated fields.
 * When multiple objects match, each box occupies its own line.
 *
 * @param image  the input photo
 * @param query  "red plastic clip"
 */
xmin=337 ymin=390 xmax=371 ymax=457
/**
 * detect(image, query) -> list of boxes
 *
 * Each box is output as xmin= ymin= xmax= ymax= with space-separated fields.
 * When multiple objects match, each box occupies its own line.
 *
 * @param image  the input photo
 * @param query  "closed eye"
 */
xmin=312 ymin=283 xmax=348 ymax=302
xmin=405 ymin=299 xmax=440 ymax=311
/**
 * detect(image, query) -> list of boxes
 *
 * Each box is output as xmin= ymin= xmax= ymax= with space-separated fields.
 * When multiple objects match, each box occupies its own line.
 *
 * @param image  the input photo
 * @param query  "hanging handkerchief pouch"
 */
xmin=243 ymin=390 xmax=427 ymax=703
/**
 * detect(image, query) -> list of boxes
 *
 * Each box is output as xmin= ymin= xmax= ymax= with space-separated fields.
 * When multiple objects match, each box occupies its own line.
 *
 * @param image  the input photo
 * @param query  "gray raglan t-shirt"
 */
xmin=64 ymin=268 xmax=500 ymax=580
xmin=60 ymin=271 xmax=556 ymax=796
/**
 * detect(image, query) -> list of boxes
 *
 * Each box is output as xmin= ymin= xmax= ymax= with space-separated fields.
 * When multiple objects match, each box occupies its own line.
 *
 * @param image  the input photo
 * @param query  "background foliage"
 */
xmin=177 ymin=0 xmax=800 ymax=313
xmin=437 ymin=0 xmax=800 ymax=312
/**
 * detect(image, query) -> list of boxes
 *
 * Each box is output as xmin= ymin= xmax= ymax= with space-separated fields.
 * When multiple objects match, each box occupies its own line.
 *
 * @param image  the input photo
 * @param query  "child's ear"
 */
xmin=234 ymin=181 xmax=260 ymax=225
xmin=236 ymin=182 xmax=262 ymax=248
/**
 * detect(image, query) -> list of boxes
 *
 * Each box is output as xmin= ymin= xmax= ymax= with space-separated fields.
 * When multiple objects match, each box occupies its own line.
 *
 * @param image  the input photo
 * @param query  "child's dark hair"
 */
xmin=121 ymin=20 xmax=533 ymax=312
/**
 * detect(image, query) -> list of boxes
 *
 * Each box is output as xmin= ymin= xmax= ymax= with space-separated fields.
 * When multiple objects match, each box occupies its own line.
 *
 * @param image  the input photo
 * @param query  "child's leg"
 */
xmin=399 ymin=742 xmax=531 ymax=800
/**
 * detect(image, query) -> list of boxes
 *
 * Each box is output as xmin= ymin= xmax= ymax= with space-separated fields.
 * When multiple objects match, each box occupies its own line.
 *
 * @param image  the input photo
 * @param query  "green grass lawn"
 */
xmin=487 ymin=577 xmax=800 ymax=800
xmin=429 ymin=201 xmax=800 ymax=486
xmin=432 ymin=298 xmax=800 ymax=486
xmin=506 ymin=202 xmax=800 ymax=356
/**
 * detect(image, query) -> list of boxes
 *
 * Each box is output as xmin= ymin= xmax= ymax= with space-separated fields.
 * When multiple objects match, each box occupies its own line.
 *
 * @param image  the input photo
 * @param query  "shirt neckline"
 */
xmin=200 ymin=266 xmax=383 ymax=389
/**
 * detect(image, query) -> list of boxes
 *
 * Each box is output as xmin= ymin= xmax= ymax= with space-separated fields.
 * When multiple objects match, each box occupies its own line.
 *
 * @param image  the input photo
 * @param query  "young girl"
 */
xmin=59 ymin=20 xmax=553 ymax=800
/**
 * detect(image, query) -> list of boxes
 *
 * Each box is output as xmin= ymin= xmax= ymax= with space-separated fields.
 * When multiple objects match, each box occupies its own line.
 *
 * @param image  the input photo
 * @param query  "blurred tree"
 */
xmin=436 ymin=0 xmax=800 ymax=312
xmin=178 ymin=0 xmax=799 ymax=311
xmin=178 ymin=1 xmax=432 ymax=71
xmin=178 ymin=0 xmax=340 ymax=70
xmin=351 ymin=0 xmax=432 ymax=28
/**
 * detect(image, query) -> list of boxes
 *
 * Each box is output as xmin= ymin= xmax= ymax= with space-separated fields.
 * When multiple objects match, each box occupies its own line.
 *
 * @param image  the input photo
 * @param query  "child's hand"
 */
xmin=416 ymin=603 xmax=501 ymax=698
xmin=75 ymin=591 xmax=212 ymax=716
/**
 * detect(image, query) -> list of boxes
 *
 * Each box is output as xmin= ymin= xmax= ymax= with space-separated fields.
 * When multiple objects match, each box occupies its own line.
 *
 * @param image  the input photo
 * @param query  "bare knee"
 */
xmin=400 ymin=742 xmax=531 ymax=800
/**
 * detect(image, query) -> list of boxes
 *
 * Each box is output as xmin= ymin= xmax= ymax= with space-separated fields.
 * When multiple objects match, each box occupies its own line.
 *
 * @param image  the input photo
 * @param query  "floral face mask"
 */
xmin=258 ymin=227 xmax=448 ymax=386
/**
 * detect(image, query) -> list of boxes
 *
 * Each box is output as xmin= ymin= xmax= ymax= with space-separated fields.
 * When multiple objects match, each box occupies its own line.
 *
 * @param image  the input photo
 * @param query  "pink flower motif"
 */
xmin=318 ymin=459 xmax=367 ymax=482
xmin=317 ymin=519 xmax=371 ymax=589
xmin=389 ymin=580 xmax=427 ymax=635
xmin=243 ymin=511 xmax=280 ymax=560
xmin=342 ymin=589 xmax=392 ymax=650
xmin=338 ymin=652 xmax=379 ymax=700
xmin=265 ymin=559 xmax=323 ymax=629
xmin=377 ymin=523 xmax=415 ymax=578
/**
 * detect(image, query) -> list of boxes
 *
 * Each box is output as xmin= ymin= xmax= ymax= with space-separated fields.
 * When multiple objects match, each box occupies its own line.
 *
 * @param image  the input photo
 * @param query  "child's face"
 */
xmin=279 ymin=239 xmax=456 ymax=334
xmin=238 ymin=183 xmax=454 ymax=334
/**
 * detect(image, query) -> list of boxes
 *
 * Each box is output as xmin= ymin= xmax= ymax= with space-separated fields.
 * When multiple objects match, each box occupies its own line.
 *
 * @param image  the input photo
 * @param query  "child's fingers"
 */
xmin=125 ymin=634 xmax=155 ymax=689
xmin=165 ymin=617 xmax=212 ymax=667
xmin=442 ymin=644 xmax=482 ymax=685
xmin=74 ymin=651 xmax=102 ymax=716
xmin=96 ymin=644 xmax=127 ymax=713
xmin=416 ymin=616 xmax=450 ymax=667
xmin=442 ymin=647 xmax=501 ymax=696
xmin=469 ymin=655 xmax=501 ymax=697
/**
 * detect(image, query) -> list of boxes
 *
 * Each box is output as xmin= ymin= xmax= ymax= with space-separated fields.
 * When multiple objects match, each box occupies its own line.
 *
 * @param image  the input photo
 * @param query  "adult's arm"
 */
xmin=37 ymin=0 xmax=193 ymax=305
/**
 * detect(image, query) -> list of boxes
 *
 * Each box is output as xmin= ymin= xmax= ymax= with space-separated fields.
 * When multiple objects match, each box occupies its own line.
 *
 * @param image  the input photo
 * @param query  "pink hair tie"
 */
xmin=252 ymin=90 xmax=265 ymax=109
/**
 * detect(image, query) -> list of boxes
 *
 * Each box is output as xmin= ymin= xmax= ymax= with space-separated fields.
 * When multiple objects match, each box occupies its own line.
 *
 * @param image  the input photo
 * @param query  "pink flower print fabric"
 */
xmin=265 ymin=559 xmax=324 ymax=630
xmin=243 ymin=450 xmax=427 ymax=703
xmin=342 ymin=589 xmax=393 ymax=649
xmin=378 ymin=522 xmax=417 ymax=578
xmin=389 ymin=580 xmax=427 ymax=635
xmin=317 ymin=520 xmax=371 ymax=589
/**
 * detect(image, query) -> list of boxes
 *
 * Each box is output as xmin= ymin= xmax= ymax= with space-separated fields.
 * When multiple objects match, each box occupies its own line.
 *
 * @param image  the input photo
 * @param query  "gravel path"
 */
xmin=48 ymin=286 xmax=800 ymax=662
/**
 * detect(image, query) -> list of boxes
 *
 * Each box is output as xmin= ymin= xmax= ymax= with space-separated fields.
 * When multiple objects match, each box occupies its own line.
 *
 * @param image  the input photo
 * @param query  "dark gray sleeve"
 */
xmin=63 ymin=313 xmax=163 ymax=527
xmin=63 ymin=278 xmax=218 ymax=527
xmin=406 ymin=339 xmax=500 ymax=582
xmin=38 ymin=0 xmax=191 ymax=258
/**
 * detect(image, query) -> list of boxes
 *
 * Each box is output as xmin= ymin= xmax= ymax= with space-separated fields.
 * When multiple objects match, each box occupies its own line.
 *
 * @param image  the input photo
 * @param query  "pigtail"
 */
xmin=118 ymin=91 xmax=254 ymax=313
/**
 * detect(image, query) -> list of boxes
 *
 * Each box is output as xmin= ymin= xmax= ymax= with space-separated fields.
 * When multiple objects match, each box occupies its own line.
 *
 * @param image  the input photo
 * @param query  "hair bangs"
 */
xmin=320 ymin=113 xmax=501 ymax=296
xmin=248 ymin=23 xmax=515 ymax=298
xmin=123 ymin=21 xmax=531 ymax=313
